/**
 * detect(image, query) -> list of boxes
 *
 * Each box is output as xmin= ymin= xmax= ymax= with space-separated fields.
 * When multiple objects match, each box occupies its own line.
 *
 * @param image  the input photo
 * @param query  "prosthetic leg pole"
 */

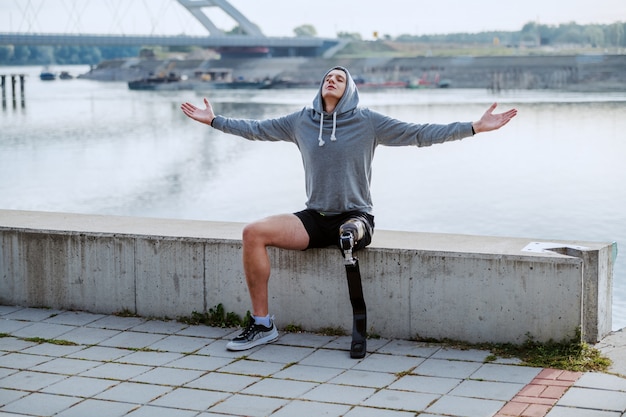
xmin=340 ymin=219 xmax=367 ymax=359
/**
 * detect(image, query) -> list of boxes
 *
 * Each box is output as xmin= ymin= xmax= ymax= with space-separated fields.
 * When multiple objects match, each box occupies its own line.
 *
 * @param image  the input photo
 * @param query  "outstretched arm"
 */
xmin=180 ymin=97 xmax=215 ymax=126
xmin=472 ymin=102 xmax=517 ymax=134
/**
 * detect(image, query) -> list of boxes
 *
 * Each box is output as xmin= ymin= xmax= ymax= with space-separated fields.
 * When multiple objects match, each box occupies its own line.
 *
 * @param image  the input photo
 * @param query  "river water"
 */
xmin=2 ymin=65 xmax=626 ymax=330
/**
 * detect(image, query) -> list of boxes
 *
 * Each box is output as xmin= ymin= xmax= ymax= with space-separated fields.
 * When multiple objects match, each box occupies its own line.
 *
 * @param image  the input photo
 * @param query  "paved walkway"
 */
xmin=1 ymin=305 xmax=625 ymax=417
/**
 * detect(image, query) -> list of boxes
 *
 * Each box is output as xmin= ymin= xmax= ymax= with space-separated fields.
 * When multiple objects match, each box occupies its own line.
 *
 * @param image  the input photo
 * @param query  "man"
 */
xmin=181 ymin=66 xmax=517 ymax=352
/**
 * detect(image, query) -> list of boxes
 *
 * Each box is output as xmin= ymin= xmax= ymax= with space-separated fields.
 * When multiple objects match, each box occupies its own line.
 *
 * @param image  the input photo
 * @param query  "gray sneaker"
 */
xmin=226 ymin=317 xmax=279 ymax=351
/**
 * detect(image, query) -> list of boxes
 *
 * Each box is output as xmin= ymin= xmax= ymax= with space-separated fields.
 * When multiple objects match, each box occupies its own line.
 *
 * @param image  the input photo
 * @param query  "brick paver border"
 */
xmin=495 ymin=368 xmax=582 ymax=417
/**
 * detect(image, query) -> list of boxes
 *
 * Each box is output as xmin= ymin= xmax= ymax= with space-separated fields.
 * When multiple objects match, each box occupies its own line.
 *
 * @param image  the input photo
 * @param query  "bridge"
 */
xmin=0 ymin=0 xmax=341 ymax=57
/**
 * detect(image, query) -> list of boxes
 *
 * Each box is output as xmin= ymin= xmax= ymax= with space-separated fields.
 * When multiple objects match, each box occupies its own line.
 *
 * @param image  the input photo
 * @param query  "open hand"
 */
xmin=181 ymin=97 xmax=215 ymax=126
xmin=473 ymin=103 xmax=517 ymax=133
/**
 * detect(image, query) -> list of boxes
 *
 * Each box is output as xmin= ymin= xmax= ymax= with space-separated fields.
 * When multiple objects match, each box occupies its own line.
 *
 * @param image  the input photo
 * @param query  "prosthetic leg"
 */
xmin=339 ymin=219 xmax=367 ymax=359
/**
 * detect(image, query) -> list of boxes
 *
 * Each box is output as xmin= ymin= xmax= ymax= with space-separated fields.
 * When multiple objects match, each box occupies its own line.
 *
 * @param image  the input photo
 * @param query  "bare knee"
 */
xmin=242 ymin=221 xmax=265 ymax=248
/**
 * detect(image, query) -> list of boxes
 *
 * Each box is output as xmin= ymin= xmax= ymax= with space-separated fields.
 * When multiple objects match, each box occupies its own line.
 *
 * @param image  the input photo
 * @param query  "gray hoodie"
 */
xmin=211 ymin=66 xmax=474 ymax=214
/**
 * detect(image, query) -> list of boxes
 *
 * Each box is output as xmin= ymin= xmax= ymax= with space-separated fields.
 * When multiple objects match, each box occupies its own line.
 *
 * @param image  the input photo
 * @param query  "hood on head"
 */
xmin=312 ymin=66 xmax=360 ymax=146
xmin=312 ymin=66 xmax=360 ymax=115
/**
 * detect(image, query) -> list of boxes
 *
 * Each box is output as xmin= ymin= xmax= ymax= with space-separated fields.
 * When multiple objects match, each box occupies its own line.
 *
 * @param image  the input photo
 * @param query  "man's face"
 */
xmin=322 ymin=69 xmax=347 ymax=103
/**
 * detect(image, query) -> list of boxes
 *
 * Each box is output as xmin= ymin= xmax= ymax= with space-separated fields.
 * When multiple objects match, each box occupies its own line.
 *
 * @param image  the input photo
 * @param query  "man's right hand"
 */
xmin=181 ymin=97 xmax=216 ymax=126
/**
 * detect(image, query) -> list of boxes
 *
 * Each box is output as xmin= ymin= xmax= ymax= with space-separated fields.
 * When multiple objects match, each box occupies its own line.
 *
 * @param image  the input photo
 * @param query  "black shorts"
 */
xmin=294 ymin=209 xmax=375 ymax=251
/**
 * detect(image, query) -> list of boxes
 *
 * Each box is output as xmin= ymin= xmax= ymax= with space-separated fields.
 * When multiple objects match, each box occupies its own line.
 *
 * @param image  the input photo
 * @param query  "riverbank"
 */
xmin=78 ymin=54 xmax=626 ymax=91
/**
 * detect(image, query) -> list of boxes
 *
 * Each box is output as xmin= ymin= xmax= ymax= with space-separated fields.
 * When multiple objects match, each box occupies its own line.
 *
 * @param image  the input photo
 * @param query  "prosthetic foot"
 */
xmin=340 ymin=219 xmax=368 ymax=359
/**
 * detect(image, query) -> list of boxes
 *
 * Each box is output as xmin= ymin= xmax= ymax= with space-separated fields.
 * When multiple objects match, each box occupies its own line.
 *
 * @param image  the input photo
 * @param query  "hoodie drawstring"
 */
xmin=318 ymin=112 xmax=338 ymax=147
xmin=318 ymin=113 xmax=325 ymax=146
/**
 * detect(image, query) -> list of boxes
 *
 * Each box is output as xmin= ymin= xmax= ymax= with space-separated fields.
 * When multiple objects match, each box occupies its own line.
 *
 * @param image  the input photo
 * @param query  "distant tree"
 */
xmin=607 ymin=22 xmax=624 ymax=47
xmin=555 ymin=22 xmax=585 ymax=44
xmin=294 ymin=24 xmax=316 ymax=37
xmin=0 ymin=45 xmax=14 ymax=63
xmin=54 ymin=46 xmax=82 ymax=64
xmin=584 ymin=26 xmax=605 ymax=47
xmin=337 ymin=32 xmax=362 ymax=41
xmin=13 ymin=46 xmax=31 ymax=64
xmin=226 ymin=25 xmax=245 ymax=35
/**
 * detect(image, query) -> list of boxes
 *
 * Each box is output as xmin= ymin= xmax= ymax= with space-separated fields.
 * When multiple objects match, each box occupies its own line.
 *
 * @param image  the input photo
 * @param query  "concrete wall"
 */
xmin=0 ymin=209 xmax=617 ymax=344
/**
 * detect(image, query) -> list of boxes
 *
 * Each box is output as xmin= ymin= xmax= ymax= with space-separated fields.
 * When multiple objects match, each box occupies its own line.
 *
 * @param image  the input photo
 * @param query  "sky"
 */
xmin=0 ymin=0 xmax=624 ymax=40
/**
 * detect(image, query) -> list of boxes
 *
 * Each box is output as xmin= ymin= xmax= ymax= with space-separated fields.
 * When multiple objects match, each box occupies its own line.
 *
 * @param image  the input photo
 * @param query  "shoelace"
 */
xmin=238 ymin=320 xmax=258 ymax=338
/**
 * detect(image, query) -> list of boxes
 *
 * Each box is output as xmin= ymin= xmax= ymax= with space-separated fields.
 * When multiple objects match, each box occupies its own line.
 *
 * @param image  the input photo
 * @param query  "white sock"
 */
xmin=254 ymin=314 xmax=271 ymax=327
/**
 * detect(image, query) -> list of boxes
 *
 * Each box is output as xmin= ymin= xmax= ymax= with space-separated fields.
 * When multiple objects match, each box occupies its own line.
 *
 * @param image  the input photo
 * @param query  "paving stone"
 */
xmin=31 ymin=357 xmax=101 ymax=375
xmin=79 ymin=363 xmax=153 ymax=381
xmin=247 ymin=344 xmax=315 ymax=364
xmin=362 ymin=389 xmax=440 ymax=412
xmin=301 ymin=383 xmax=376 ymax=405
xmin=11 ymin=323 xmax=75 ymax=340
xmin=471 ymin=363 xmax=542 ymax=384
xmin=185 ymin=372 xmax=259 ymax=392
xmin=175 ymin=325 xmax=233 ymax=339
xmin=546 ymin=405 xmax=622 ymax=417
xmin=130 ymin=320 xmax=188 ymax=334
xmin=94 ymin=381 xmax=172 ymax=403
xmin=353 ymin=352 xmax=424 ymax=373
xmin=557 ymin=387 xmax=626 ymax=411
xmin=389 ymin=374 xmax=462 ymax=394
xmin=43 ymin=311 xmax=105 ymax=326
xmin=87 ymin=315 xmax=146 ymax=331
xmin=276 ymin=332 xmax=335 ymax=348
xmin=299 ymin=348 xmax=362 ymax=369
xmin=328 ymin=369 xmax=397 ymax=388
xmin=59 ymin=326 xmax=121 ymax=345
xmin=246 ymin=378 xmax=317 ymax=400
xmin=272 ymin=400 xmax=351 ymax=417
xmin=147 ymin=335 xmax=211 ymax=353
xmin=414 ymin=358 xmax=483 ymax=379
xmin=325 ymin=335 xmax=385 ymax=352
xmin=118 ymin=351 xmax=184 ymax=367
xmin=449 ymin=379 xmax=525 ymax=401
xmin=0 ymin=337 xmax=38 ymax=352
xmin=53 ymin=399 xmax=137 ymax=417
xmin=575 ymin=372 xmax=626 ymax=392
xmin=425 ymin=394 xmax=505 ymax=417
xmin=0 ymin=352 xmax=52 ymax=370
xmin=99 ymin=331 xmax=166 ymax=349
xmin=272 ymin=363 xmax=345 ymax=383
xmin=41 ymin=376 xmax=118 ymax=397
xmin=0 ymin=319 xmax=34 ymax=334
xmin=0 ymin=369 xmax=16 ymax=380
xmin=130 ymin=366 xmax=205 ymax=386
xmin=194 ymin=340 xmax=250 ymax=358
xmin=375 ymin=339 xmax=440 ymax=358
xmin=0 ymin=388 xmax=28 ymax=407
xmin=2 ymin=308 xmax=61 ymax=322
xmin=21 ymin=342 xmax=84 ymax=358
xmin=125 ymin=405 xmax=198 ymax=417
xmin=432 ymin=347 xmax=492 ymax=362
xmin=66 ymin=346 xmax=130 ymax=362
xmin=208 ymin=393 xmax=288 ymax=417
xmin=218 ymin=358 xmax=285 ymax=377
xmin=165 ymin=354 xmax=233 ymax=371
xmin=0 ymin=371 xmax=66 ymax=391
xmin=1 ymin=392 xmax=79 ymax=416
xmin=343 ymin=405 xmax=416 ymax=417
xmin=0 ymin=306 xmax=23 ymax=316
xmin=149 ymin=387 xmax=229 ymax=411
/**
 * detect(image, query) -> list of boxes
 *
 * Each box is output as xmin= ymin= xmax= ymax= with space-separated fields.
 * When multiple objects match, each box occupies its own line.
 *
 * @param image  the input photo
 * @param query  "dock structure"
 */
xmin=0 ymin=73 xmax=26 ymax=108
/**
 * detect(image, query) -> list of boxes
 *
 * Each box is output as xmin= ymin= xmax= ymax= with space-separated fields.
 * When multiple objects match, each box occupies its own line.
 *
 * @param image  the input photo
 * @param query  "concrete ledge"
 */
xmin=0 ymin=209 xmax=616 ymax=344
